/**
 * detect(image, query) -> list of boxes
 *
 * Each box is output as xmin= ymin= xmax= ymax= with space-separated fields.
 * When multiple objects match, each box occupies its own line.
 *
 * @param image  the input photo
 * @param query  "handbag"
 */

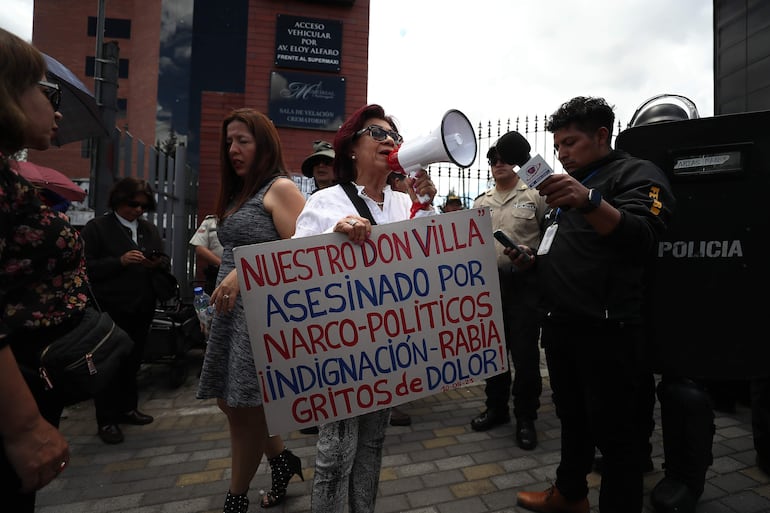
xmin=151 ymin=269 xmax=179 ymax=302
xmin=36 ymin=306 xmax=134 ymax=406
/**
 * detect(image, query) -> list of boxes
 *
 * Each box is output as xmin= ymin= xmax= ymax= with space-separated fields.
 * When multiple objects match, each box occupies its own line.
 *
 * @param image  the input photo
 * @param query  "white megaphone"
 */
xmin=387 ymin=109 xmax=477 ymax=204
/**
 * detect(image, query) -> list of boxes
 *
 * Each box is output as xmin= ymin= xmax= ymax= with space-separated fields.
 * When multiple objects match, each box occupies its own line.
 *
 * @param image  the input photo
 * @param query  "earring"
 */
xmin=351 ymin=155 xmax=356 ymax=160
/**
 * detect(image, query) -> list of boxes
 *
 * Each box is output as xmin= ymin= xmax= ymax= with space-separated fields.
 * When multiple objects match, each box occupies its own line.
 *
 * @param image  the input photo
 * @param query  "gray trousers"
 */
xmin=311 ymin=408 xmax=390 ymax=513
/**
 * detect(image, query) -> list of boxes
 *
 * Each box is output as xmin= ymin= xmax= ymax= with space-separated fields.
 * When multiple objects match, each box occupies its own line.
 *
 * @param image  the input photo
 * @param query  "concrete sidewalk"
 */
xmin=37 ymin=349 xmax=770 ymax=513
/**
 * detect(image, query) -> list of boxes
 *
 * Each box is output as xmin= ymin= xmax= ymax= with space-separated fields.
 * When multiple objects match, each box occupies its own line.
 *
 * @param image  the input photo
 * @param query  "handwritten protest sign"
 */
xmin=234 ymin=208 xmax=506 ymax=434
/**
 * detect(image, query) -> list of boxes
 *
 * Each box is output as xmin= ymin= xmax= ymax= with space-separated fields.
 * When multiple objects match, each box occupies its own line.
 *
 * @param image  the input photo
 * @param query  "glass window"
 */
xmin=87 ymin=17 xmax=132 ymax=39
xmin=117 ymin=98 xmax=127 ymax=118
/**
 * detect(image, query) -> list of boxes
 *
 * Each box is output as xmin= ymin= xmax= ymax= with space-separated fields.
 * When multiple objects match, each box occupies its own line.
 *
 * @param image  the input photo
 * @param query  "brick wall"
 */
xmin=196 ymin=0 xmax=370 ymax=210
xmin=28 ymin=0 xmax=161 ymax=180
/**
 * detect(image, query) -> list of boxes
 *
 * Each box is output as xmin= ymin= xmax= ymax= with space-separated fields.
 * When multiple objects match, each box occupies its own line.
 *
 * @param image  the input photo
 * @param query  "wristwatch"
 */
xmin=578 ymin=188 xmax=602 ymax=214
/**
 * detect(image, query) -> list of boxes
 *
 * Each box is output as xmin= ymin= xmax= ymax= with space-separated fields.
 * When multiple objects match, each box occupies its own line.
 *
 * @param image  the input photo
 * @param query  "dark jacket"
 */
xmin=536 ymin=149 xmax=676 ymax=323
xmin=80 ymin=212 xmax=167 ymax=313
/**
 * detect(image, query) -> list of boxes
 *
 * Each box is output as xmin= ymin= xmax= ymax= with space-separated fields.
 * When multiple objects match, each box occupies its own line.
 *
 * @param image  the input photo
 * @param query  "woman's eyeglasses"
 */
xmin=38 ymin=80 xmax=62 ymax=111
xmin=354 ymin=125 xmax=403 ymax=145
xmin=126 ymin=200 xmax=149 ymax=209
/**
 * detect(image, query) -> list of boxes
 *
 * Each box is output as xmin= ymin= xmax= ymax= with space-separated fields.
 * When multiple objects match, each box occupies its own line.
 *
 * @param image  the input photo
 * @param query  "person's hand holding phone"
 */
xmin=493 ymin=229 xmax=533 ymax=265
xmin=140 ymin=248 xmax=166 ymax=268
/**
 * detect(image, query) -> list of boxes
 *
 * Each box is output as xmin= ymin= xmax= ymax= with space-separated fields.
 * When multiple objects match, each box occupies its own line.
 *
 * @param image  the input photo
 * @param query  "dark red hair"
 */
xmin=333 ymin=104 xmax=399 ymax=183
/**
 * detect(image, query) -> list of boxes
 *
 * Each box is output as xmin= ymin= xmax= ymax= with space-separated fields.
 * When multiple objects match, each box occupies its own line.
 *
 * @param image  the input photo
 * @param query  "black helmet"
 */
xmin=627 ymin=94 xmax=700 ymax=128
xmin=630 ymin=103 xmax=689 ymax=127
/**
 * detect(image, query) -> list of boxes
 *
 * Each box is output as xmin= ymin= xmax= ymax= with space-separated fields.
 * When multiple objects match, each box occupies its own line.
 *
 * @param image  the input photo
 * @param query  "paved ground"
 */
xmin=36 ymin=349 xmax=770 ymax=513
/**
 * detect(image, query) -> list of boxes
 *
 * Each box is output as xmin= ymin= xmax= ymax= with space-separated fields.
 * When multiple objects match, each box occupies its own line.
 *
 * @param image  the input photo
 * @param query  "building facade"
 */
xmin=193 ymin=0 xmax=368 ymax=218
xmin=29 ymin=0 xmax=162 ymax=180
xmin=29 ymin=0 xmax=369 ymax=224
xmin=714 ymin=0 xmax=770 ymax=114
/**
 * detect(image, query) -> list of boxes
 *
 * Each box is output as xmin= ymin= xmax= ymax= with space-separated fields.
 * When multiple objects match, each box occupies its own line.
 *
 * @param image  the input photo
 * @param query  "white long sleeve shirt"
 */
xmin=293 ymin=183 xmax=436 ymax=237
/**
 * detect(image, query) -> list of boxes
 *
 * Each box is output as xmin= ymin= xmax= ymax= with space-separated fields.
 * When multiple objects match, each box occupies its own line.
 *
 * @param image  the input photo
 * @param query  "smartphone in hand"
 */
xmin=142 ymin=248 xmax=161 ymax=259
xmin=493 ymin=230 xmax=531 ymax=263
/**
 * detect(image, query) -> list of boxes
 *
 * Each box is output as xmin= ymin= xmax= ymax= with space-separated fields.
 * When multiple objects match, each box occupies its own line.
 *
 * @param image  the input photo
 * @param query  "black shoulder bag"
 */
xmin=5 ymin=199 xmax=134 ymax=406
xmin=36 ymin=285 xmax=135 ymax=406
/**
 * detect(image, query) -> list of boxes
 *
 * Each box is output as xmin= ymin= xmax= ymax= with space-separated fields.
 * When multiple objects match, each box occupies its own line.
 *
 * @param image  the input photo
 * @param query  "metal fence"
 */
xmin=427 ymin=116 xmax=625 ymax=209
xmin=68 ymin=127 xmax=200 ymax=298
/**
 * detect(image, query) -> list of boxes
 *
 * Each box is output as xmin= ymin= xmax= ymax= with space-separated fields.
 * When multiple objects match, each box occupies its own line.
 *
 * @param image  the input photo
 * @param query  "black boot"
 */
xmin=651 ymin=377 xmax=714 ymax=513
xmin=260 ymin=449 xmax=304 ymax=508
xmin=223 ymin=490 xmax=249 ymax=513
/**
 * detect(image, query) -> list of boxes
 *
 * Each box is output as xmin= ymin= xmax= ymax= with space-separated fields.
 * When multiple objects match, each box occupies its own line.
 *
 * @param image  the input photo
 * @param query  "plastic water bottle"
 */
xmin=193 ymin=286 xmax=214 ymax=334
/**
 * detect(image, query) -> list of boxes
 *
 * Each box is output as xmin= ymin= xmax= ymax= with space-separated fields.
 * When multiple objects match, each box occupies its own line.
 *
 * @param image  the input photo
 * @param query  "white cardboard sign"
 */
xmin=234 ymin=208 xmax=507 ymax=434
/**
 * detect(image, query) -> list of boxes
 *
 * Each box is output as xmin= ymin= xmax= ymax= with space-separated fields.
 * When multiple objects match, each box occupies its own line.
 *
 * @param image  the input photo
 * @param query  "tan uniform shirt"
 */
xmin=189 ymin=215 xmax=224 ymax=258
xmin=473 ymin=181 xmax=547 ymax=270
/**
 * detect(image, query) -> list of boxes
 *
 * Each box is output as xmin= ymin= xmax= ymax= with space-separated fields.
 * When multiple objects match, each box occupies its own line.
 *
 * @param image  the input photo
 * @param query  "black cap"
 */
xmin=495 ymin=131 xmax=532 ymax=166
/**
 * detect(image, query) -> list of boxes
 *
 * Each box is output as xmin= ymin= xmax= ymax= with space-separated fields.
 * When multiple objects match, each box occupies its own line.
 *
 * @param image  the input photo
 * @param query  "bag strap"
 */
xmin=340 ymin=182 xmax=377 ymax=226
xmin=85 ymin=281 xmax=104 ymax=313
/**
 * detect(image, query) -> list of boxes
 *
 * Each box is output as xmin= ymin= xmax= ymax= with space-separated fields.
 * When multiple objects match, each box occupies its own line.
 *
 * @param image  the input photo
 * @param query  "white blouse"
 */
xmin=294 ymin=183 xmax=436 ymax=238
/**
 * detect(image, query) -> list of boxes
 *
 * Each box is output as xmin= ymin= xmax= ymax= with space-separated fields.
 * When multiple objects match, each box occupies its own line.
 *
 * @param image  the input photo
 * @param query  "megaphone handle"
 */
xmin=409 ymin=170 xmax=431 ymax=204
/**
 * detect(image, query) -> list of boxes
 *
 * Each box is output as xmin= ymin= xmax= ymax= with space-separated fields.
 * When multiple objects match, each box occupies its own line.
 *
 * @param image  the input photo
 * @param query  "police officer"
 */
xmin=470 ymin=141 xmax=546 ymax=451
xmin=189 ymin=215 xmax=223 ymax=294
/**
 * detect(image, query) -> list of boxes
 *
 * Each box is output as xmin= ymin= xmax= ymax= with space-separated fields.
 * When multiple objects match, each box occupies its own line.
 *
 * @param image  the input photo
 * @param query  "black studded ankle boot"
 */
xmin=223 ymin=490 xmax=249 ymax=513
xmin=260 ymin=449 xmax=304 ymax=508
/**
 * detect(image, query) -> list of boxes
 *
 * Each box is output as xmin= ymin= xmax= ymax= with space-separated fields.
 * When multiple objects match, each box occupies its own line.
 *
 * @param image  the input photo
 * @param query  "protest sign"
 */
xmin=234 ymin=208 xmax=506 ymax=434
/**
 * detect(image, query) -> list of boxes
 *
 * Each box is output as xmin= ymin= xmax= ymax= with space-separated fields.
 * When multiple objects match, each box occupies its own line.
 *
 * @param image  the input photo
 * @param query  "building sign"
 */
xmin=274 ymin=14 xmax=342 ymax=72
xmin=234 ymin=208 xmax=507 ymax=434
xmin=269 ymin=70 xmax=345 ymax=131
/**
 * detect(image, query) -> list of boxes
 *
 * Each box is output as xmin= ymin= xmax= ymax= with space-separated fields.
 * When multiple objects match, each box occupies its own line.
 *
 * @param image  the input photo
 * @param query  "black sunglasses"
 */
xmin=38 ymin=80 xmax=62 ymax=111
xmin=488 ymin=156 xmax=507 ymax=166
xmin=354 ymin=125 xmax=403 ymax=145
xmin=126 ymin=200 xmax=149 ymax=209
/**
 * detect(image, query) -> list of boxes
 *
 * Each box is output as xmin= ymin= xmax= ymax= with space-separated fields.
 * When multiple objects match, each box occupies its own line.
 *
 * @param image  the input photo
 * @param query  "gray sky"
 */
xmin=368 ymin=0 xmax=713 ymax=140
xmin=1 ymin=0 xmax=714 ymax=141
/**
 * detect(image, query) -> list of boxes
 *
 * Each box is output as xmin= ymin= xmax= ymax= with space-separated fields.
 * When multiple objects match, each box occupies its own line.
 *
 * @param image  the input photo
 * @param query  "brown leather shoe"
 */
xmin=516 ymin=486 xmax=589 ymax=513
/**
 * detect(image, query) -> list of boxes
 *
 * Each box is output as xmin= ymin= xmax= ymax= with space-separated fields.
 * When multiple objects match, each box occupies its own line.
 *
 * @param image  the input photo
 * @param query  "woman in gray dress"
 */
xmin=197 ymin=108 xmax=306 ymax=513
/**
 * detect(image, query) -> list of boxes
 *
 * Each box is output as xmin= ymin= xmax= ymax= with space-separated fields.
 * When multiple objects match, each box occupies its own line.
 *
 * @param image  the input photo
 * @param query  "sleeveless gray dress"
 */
xmin=197 ymin=178 xmax=281 ymax=407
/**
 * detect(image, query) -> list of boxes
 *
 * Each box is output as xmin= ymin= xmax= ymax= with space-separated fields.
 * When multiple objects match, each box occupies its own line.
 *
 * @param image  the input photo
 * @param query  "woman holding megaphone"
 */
xmin=293 ymin=104 xmax=437 ymax=513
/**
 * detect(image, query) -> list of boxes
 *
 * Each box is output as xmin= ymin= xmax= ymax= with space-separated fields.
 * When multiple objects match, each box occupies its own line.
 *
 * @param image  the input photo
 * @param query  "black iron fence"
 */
xmin=427 ymin=116 xmax=625 ymax=209
xmin=68 ymin=127 xmax=199 ymax=297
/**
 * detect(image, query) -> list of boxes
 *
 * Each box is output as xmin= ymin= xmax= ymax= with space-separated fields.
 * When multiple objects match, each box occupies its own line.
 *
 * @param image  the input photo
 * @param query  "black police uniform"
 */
xmin=535 ymin=149 xmax=675 ymax=512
